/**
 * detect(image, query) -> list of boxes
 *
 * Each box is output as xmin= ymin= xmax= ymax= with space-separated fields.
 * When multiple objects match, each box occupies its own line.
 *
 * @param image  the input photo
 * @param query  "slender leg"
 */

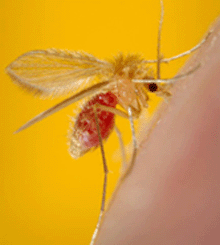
xmin=120 ymin=0 xmax=163 ymax=180
xmin=162 ymin=31 xmax=212 ymax=63
xmin=135 ymin=84 xmax=149 ymax=108
xmin=143 ymin=31 xmax=212 ymax=64
xmin=157 ymin=0 xmax=164 ymax=79
xmin=90 ymin=106 xmax=108 ymax=245
xmin=96 ymin=104 xmax=141 ymax=119
xmin=121 ymin=107 xmax=138 ymax=180
xmin=114 ymin=125 xmax=127 ymax=172
xmin=14 ymin=81 xmax=110 ymax=133
xmin=95 ymin=104 xmax=129 ymax=119
xmin=132 ymin=63 xmax=200 ymax=84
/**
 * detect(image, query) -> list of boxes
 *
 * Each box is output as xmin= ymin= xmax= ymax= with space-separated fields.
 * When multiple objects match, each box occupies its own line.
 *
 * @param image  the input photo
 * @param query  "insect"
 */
xmin=6 ymin=0 xmax=211 ymax=244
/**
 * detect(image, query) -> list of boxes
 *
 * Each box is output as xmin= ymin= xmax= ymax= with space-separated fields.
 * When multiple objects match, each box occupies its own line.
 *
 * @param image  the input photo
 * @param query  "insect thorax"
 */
xmin=110 ymin=53 xmax=153 ymax=111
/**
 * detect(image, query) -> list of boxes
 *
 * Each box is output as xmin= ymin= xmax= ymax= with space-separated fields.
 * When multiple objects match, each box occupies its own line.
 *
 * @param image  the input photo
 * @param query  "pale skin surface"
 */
xmin=96 ymin=18 xmax=220 ymax=245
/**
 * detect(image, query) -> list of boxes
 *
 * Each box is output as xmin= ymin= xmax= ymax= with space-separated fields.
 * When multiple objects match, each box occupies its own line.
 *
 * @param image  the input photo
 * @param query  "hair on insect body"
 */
xmin=6 ymin=0 xmax=211 ymax=244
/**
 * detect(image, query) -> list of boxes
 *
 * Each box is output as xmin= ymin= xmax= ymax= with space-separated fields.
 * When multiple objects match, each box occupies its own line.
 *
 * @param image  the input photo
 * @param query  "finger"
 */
xmin=96 ymin=18 xmax=220 ymax=245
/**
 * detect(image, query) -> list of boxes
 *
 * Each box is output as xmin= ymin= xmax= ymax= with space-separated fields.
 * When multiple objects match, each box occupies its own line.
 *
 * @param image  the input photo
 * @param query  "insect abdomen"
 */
xmin=69 ymin=92 xmax=118 ymax=159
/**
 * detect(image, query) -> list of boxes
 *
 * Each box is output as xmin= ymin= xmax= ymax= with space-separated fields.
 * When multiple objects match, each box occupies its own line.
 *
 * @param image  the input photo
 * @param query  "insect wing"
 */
xmin=14 ymin=81 xmax=111 ymax=133
xmin=6 ymin=49 xmax=112 ymax=97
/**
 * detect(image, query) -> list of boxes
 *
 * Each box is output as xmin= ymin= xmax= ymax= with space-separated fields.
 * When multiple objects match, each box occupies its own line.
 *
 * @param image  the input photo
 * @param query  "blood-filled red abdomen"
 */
xmin=69 ymin=92 xmax=118 ymax=159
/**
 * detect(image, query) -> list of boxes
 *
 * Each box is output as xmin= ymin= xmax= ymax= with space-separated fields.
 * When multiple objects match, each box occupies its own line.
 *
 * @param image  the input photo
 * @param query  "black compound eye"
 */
xmin=148 ymin=83 xmax=158 ymax=92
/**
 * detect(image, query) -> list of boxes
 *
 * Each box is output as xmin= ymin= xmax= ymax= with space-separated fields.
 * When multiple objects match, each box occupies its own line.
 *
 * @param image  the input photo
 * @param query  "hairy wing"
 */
xmin=6 ymin=49 xmax=113 ymax=97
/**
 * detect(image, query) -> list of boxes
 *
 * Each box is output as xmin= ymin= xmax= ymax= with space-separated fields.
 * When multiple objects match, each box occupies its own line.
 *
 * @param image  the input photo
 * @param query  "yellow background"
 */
xmin=1 ymin=0 xmax=219 ymax=244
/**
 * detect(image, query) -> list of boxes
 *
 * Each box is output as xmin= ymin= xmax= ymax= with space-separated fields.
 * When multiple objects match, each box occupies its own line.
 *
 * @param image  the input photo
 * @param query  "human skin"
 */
xmin=96 ymin=18 xmax=220 ymax=245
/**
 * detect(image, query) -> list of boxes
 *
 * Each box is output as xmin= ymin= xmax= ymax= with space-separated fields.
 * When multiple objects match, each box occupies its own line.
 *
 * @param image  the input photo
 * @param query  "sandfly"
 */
xmin=6 ymin=0 xmax=211 ymax=244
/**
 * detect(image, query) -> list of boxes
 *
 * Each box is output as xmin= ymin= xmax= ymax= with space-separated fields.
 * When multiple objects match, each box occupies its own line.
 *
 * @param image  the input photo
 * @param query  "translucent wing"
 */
xmin=6 ymin=49 xmax=113 ymax=97
xmin=15 ymin=81 xmax=111 ymax=133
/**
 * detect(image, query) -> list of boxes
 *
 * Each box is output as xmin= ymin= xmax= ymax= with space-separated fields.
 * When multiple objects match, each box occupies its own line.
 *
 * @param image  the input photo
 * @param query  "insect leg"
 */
xmin=135 ymin=84 xmax=149 ymax=108
xmin=143 ymin=3 xmax=211 ymax=66
xmin=157 ymin=0 xmax=164 ymax=79
xmin=161 ymin=31 xmax=212 ymax=63
xmin=15 ymin=81 xmax=110 ymax=133
xmin=143 ymin=31 xmax=211 ymax=64
xmin=95 ymin=104 xmax=129 ymax=119
xmin=121 ymin=107 xmax=138 ymax=180
xmin=90 ymin=105 xmax=109 ymax=245
xmin=114 ymin=125 xmax=127 ymax=172
xmin=132 ymin=63 xmax=201 ymax=84
xmin=96 ymin=103 xmax=142 ymax=119
xmin=141 ymin=0 xmax=164 ymax=65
